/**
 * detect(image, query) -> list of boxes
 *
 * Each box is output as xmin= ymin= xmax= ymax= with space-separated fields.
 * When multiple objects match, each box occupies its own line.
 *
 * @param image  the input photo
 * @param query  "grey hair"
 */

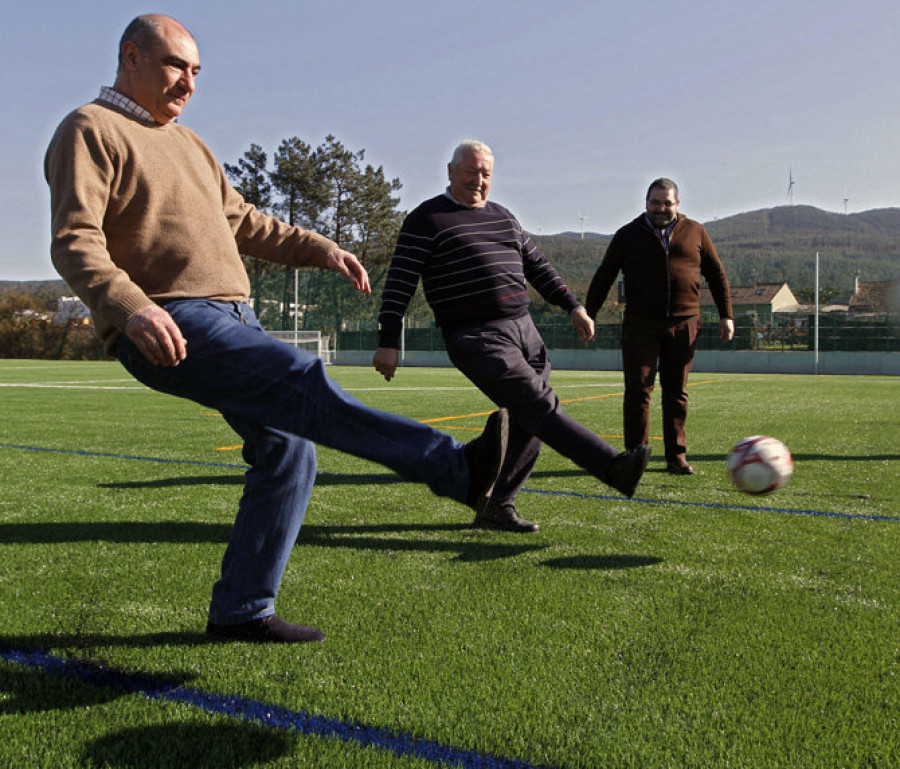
xmin=450 ymin=140 xmax=493 ymax=169
xmin=646 ymin=177 xmax=679 ymax=201
xmin=117 ymin=15 xmax=163 ymax=69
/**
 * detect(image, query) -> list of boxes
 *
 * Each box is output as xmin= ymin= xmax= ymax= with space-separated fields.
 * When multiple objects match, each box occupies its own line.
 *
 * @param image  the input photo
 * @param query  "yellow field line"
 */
xmin=212 ymin=379 xmax=724 ymax=450
xmin=556 ymin=391 xmax=624 ymax=405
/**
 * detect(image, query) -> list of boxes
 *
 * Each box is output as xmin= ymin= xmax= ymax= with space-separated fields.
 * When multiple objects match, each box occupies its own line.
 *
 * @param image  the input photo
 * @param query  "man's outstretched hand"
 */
xmin=327 ymin=248 xmax=371 ymax=294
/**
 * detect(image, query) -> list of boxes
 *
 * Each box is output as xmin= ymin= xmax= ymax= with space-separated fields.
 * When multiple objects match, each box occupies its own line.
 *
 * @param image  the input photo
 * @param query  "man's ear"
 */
xmin=121 ymin=41 xmax=141 ymax=70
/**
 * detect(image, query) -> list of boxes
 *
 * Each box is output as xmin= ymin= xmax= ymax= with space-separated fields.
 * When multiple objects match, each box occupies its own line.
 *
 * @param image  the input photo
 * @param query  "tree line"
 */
xmin=0 ymin=134 xmax=414 ymax=359
xmin=223 ymin=135 xmax=424 ymax=334
xmin=531 ymin=204 xmax=900 ymax=309
xmin=0 ymin=288 xmax=103 ymax=360
xmin=6 ymin=137 xmax=896 ymax=360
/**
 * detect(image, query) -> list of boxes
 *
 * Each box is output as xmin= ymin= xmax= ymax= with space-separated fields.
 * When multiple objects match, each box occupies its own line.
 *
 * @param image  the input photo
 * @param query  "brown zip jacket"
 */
xmin=585 ymin=213 xmax=733 ymax=321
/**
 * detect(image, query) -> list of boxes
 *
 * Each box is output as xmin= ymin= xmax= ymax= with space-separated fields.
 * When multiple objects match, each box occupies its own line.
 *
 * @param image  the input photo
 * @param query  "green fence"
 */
xmin=245 ymin=268 xmax=896 ymax=353
xmin=335 ymin=313 xmax=897 ymax=353
xmin=811 ymin=314 xmax=897 ymax=352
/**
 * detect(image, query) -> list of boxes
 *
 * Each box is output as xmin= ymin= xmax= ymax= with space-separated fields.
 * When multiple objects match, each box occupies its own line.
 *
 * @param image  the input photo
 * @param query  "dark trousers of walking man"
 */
xmin=620 ymin=314 xmax=702 ymax=462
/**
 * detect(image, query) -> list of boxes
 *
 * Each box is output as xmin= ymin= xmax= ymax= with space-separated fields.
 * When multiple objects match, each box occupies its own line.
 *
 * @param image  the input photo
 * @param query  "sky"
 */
xmin=3 ymin=0 xmax=899 ymax=280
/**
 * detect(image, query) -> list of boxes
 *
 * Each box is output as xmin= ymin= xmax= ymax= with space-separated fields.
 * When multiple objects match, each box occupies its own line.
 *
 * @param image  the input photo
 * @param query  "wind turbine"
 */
xmin=578 ymin=211 xmax=588 ymax=239
xmin=786 ymin=169 xmax=795 ymax=206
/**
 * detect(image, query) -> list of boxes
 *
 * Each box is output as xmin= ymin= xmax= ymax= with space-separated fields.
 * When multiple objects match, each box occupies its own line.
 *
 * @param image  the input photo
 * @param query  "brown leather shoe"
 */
xmin=206 ymin=614 xmax=324 ymax=643
xmin=473 ymin=503 xmax=540 ymax=533
xmin=666 ymin=458 xmax=695 ymax=475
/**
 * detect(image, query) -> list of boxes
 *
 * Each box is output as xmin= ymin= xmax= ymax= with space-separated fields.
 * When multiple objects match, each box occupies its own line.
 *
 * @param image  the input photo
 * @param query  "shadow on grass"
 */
xmin=527 ymin=468 xmax=594 ymax=480
xmin=0 ymin=521 xmax=545 ymax=561
xmin=98 ymin=472 xmax=405 ymax=490
xmin=299 ymin=523 xmax=548 ymax=562
xmin=84 ymin=719 xmax=297 ymax=769
xmin=1 ymin=631 xmax=210 ymax=655
xmin=98 ymin=475 xmax=245 ymax=489
xmin=0 ymin=661 xmax=125 ymax=713
xmin=84 ymin=723 xmax=296 ymax=768
xmin=542 ymin=554 xmax=662 ymax=570
xmin=0 ymin=665 xmax=295 ymax=767
xmin=0 ymin=521 xmax=232 ymax=545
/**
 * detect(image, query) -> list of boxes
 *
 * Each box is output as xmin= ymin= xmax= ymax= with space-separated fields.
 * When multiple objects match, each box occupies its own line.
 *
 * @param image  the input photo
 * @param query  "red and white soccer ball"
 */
xmin=727 ymin=436 xmax=794 ymax=495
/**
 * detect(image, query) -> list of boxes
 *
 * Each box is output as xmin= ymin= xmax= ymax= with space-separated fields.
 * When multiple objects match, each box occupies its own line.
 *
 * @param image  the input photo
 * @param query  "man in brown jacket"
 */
xmin=585 ymin=178 xmax=734 ymax=475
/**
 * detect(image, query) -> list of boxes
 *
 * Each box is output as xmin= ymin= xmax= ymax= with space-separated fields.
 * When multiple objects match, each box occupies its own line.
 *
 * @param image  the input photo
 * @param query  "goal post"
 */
xmin=268 ymin=330 xmax=333 ymax=364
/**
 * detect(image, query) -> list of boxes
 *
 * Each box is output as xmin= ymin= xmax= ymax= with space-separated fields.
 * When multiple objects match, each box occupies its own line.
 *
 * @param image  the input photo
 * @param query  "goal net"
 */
xmin=268 ymin=330 xmax=333 ymax=364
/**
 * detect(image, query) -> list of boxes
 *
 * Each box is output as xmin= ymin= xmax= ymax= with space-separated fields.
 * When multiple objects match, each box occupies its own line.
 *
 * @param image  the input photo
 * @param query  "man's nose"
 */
xmin=180 ymin=69 xmax=196 ymax=93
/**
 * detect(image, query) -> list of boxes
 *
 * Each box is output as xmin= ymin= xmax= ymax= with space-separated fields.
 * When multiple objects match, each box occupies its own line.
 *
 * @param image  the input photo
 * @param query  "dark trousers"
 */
xmin=620 ymin=315 xmax=701 ymax=461
xmin=444 ymin=314 xmax=619 ymax=506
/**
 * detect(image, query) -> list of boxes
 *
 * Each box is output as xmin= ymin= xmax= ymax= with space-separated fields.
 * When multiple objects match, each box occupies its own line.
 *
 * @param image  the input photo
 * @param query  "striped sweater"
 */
xmin=377 ymin=195 xmax=580 ymax=348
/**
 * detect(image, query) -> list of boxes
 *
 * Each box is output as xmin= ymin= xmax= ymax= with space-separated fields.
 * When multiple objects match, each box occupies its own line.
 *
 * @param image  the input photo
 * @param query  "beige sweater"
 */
xmin=44 ymin=100 xmax=336 ymax=352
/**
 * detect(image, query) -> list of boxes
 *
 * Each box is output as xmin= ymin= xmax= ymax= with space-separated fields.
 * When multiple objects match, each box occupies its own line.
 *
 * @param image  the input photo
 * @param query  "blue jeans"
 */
xmin=116 ymin=300 xmax=469 ymax=624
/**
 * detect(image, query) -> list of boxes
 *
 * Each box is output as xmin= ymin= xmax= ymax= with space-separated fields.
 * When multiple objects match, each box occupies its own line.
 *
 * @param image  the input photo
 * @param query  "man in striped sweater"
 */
xmin=373 ymin=141 xmax=651 ymax=532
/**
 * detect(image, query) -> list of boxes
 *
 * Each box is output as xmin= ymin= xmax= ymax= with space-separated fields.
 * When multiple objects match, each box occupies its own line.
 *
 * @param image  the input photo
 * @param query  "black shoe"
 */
xmin=464 ymin=409 xmax=509 ymax=512
xmin=473 ymin=503 xmax=540 ymax=533
xmin=666 ymin=458 xmax=695 ymax=475
xmin=606 ymin=444 xmax=651 ymax=498
xmin=206 ymin=614 xmax=324 ymax=643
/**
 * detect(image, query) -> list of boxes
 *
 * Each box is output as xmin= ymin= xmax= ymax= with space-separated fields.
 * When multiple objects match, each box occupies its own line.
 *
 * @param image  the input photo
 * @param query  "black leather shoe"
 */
xmin=666 ymin=458 xmax=695 ymax=475
xmin=464 ymin=409 xmax=509 ymax=512
xmin=473 ymin=503 xmax=540 ymax=533
xmin=206 ymin=614 xmax=324 ymax=643
xmin=606 ymin=444 xmax=652 ymax=498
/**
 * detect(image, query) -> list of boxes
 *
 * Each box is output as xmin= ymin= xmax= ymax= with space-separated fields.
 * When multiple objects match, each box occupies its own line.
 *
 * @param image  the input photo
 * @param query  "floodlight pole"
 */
xmin=814 ymin=252 xmax=819 ymax=375
xmin=293 ymin=269 xmax=299 ymax=347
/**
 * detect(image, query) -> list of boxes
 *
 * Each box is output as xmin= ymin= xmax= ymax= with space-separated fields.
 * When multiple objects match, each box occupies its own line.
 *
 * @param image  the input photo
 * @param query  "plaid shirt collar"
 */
xmin=644 ymin=214 xmax=677 ymax=250
xmin=97 ymin=86 xmax=157 ymax=125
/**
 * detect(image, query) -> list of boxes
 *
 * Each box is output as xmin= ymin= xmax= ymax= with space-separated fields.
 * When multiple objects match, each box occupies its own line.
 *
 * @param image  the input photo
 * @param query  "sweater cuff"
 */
xmin=378 ymin=317 xmax=402 ymax=349
xmin=104 ymin=287 xmax=157 ymax=333
xmin=560 ymin=295 xmax=581 ymax=314
xmin=297 ymin=231 xmax=337 ymax=269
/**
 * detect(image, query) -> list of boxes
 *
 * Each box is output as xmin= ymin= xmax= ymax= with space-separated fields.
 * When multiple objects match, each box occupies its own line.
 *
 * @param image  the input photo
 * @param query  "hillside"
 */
xmin=533 ymin=205 xmax=900 ymax=300
xmin=3 ymin=206 xmax=898 ymax=306
xmin=0 ymin=280 xmax=67 ymax=296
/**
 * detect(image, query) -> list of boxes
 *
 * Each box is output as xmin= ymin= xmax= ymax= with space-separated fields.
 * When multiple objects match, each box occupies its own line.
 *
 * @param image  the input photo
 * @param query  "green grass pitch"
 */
xmin=1 ymin=359 xmax=897 ymax=768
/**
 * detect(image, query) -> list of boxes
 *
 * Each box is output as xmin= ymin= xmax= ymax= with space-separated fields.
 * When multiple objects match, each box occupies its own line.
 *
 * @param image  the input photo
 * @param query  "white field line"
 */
xmin=347 ymin=382 xmax=623 ymax=392
xmin=0 ymin=380 xmax=622 ymax=393
xmin=0 ymin=364 xmax=96 ymax=370
xmin=0 ymin=382 xmax=148 ymax=390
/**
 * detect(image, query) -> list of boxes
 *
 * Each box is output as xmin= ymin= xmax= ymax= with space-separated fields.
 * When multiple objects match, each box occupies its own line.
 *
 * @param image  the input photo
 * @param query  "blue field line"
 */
xmin=0 ymin=644 xmax=551 ymax=769
xmin=521 ymin=488 xmax=900 ymax=522
xmin=3 ymin=442 xmax=896 ymax=523
xmin=0 ymin=443 xmax=248 ymax=470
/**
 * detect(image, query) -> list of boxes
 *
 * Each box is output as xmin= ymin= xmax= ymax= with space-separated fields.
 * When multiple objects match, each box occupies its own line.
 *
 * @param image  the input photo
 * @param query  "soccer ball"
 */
xmin=727 ymin=436 xmax=793 ymax=495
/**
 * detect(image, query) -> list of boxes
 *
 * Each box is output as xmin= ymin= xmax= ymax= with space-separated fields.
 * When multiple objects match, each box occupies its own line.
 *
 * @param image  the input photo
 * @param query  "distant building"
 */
xmin=847 ymin=277 xmax=900 ymax=314
xmin=53 ymin=296 xmax=91 ymax=326
xmin=13 ymin=308 xmax=51 ymax=323
xmin=700 ymin=282 xmax=799 ymax=325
